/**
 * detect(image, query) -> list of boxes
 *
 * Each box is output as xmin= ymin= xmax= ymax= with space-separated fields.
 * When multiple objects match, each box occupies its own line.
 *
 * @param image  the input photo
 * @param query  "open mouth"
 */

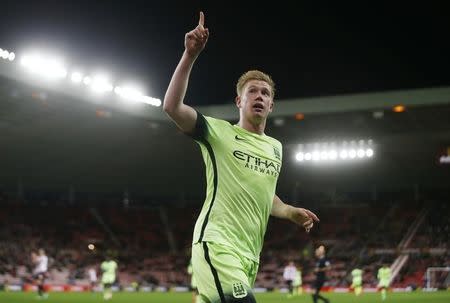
xmin=252 ymin=103 xmax=264 ymax=112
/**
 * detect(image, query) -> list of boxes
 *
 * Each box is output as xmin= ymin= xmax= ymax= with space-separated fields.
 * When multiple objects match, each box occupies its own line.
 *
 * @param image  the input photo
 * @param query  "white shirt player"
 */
xmin=33 ymin=254 xmax=48 ymax=275
xmin=88 ymin=268 xmax=97 ymax=282
xmin=283 ymin=263 xmax=297 ymax=281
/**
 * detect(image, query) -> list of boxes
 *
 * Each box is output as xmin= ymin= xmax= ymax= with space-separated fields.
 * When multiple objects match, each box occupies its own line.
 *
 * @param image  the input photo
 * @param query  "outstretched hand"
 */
xmin=185 ymin=11 xmax=210 ymax=58
xmin=288 ymin=207 xmax=320 ymax=233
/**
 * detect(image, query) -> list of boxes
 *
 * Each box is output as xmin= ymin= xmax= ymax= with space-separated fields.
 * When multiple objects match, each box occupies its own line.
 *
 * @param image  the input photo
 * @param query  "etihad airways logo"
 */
xmin=233 ymin=150 xmax=281 ymax=177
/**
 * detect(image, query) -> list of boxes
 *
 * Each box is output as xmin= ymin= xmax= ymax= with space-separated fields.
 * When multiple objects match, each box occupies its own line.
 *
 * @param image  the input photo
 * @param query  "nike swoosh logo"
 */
xmin=235 ymin=135 xmax=246 ymax=141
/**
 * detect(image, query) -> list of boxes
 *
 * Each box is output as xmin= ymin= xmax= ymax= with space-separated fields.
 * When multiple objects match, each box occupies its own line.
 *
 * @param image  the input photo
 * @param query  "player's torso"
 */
xmin=35 ymin=256 xmax=48 ymax=272
xmin=102 ymin=261 xmax=117 ymax=275
xmin=194 ymin=118 xmax=283 ymax=259
xmin=316 ymin=259 xmax=328 ymax=279
xmin=208 ymin=123 xmax=282 ymax=203
xmin=380 ymin=268 xmax=390 ymax=279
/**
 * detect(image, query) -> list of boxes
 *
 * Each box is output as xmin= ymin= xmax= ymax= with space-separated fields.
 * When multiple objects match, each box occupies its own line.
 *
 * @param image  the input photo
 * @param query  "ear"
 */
xmin=235 ymin=95 xmax=242 ymax=108
xmin=268 ymin=99 xmax=274 ymax=113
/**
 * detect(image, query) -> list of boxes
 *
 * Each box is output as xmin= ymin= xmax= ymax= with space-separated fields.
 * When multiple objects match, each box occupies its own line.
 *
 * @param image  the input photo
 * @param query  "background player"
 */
xmin=283 ymin=261 xmax=297 ymax=297
xmin=293 ymin=265 xmax=303 ymax=296
xmin=351 ymin=266 xmax=363 ymax=296
xmin=31 ymin=248 xmax=49 ymax=299
xmin=312 ymin=245 xmax=331 ymax=303
xmin=101 ymin=253 xmax=118 ymax=300
xmin=87 ymin=265 xmax=98 ymax=292
xmin=377 ymin=263 xmax=391 ymax=301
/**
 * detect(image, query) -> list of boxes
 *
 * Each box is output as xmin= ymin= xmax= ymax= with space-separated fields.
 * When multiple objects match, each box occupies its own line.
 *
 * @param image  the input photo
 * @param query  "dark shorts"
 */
xmin=32 ymin=272 xmax=47 ymax=282
xmin=103 ymin=282 xmax=116 ymax=288
xmin=314 ymin=279 xmax=325 ymax=291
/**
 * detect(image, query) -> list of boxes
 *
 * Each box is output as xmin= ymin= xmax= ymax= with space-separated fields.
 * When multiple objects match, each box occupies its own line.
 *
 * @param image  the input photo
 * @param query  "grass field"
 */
xmin=1 ymin=291 xmax=449 ymax=303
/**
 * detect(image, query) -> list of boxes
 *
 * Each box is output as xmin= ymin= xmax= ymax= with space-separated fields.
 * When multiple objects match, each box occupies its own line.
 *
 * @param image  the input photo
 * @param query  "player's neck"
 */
xmin=237 ymin=118 xmax=266 ymax=135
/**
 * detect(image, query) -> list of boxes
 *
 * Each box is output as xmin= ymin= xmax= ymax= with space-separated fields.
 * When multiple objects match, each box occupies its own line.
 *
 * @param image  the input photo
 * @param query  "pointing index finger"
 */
xmin=199 ymin=11 xmax=205 ymax=27
xmin=306 ymin=210 xmax=320 ymax=222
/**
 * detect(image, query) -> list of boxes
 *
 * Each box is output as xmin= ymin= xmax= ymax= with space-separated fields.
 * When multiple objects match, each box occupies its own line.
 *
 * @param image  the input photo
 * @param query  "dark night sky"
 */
xmin=1 ymin=1 xmax=449 ymax=105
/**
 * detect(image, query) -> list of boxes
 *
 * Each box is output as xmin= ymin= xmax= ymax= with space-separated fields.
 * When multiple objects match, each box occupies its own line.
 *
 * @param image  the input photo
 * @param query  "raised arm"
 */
xmin=271 ymin=194 xmax=319 ymax=233
xmin=163 ymin=11 xmax=210 ymax=133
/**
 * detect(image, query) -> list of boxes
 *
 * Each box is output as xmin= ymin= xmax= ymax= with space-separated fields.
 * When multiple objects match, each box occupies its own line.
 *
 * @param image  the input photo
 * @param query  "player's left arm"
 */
xmin=271 ymin=194 xmax=319 ymax=232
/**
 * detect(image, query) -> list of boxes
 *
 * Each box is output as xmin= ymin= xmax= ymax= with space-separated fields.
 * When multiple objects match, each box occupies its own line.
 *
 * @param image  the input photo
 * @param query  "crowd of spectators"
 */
xmin=0 ymin=191 xmax=448 ymax=290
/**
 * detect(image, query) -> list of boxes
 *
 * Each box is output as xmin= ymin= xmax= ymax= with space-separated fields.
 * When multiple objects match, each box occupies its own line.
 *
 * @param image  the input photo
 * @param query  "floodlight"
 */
xmin=91 ymin=75 xmax=113 ymax=93
xmin=141 ymin=96 xmax=162 ymax=106
xmin=357 ymin=149 xmax=365 ymax=158
xmin=1 ymin=50 xmax=9 ymax=59
xmin=295 ymin=139 xmax=375 ymax=164
xmin=328 ymin=150 xmax=337 ymax=160
xmin=115 ymin=86 xmax=143 ymax=100
xmin=83 ymin=76 xmax=92 ymax=85
xmin=13 ymin=49 xmax=161 ymax=106
xmin=20 ymin=54 xmax=67 ymax=79
xmin=295 ymin=152 xmax=304 ymax=162
xmin=71 ymin=72 xmax=83 ymax=83
xmin=46 ymin=59 xmax=67 ymax=78
xmin=348 ymin=149 xmax=357 ymax=158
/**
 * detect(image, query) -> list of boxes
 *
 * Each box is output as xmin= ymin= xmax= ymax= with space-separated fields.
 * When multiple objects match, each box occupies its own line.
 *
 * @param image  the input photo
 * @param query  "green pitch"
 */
xmin=1 ymin=291 xmax=449 ymax=302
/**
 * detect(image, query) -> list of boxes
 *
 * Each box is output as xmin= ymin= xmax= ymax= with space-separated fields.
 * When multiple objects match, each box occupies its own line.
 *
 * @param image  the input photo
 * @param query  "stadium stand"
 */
xmin=0 ymin=190 xmax=448 ymax=291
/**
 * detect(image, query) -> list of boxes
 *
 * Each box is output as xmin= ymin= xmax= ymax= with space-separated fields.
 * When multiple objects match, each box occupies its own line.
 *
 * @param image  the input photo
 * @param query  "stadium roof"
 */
xmin=2 ymin=60 xmax=450 ymax=120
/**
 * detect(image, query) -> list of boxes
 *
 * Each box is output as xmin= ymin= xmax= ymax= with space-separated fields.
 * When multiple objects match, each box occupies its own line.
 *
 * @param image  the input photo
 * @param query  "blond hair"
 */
xmin=236 ymin=70 xmax=275 ymax=98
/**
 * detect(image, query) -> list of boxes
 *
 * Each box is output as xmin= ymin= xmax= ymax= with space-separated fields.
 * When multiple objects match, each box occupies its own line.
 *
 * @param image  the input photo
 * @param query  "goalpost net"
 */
xmin=425 ymin=267 xmax=450 ymax=290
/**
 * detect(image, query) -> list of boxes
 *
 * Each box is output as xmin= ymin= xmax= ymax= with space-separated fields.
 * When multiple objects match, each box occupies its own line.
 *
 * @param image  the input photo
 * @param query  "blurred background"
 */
xmin=0 ymin=0 xmax=449 ymax=300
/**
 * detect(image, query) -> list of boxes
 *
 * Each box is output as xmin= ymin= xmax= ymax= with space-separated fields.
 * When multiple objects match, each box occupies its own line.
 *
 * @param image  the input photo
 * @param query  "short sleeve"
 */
xmin=185 ymin=110 xmax=207 ymax=141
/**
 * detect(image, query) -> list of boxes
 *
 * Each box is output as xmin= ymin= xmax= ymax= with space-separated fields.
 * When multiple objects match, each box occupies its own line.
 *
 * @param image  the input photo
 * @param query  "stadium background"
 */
xmin=0 ymin=1 xmax=449 ymax=302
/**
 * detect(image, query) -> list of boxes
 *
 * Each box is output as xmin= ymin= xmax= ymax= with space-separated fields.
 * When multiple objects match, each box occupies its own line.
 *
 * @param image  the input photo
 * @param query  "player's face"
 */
xmin=236 ymin=80 xmax=274 ymax=123
xmin=315 ymin=246 xmax=325 ymax=257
